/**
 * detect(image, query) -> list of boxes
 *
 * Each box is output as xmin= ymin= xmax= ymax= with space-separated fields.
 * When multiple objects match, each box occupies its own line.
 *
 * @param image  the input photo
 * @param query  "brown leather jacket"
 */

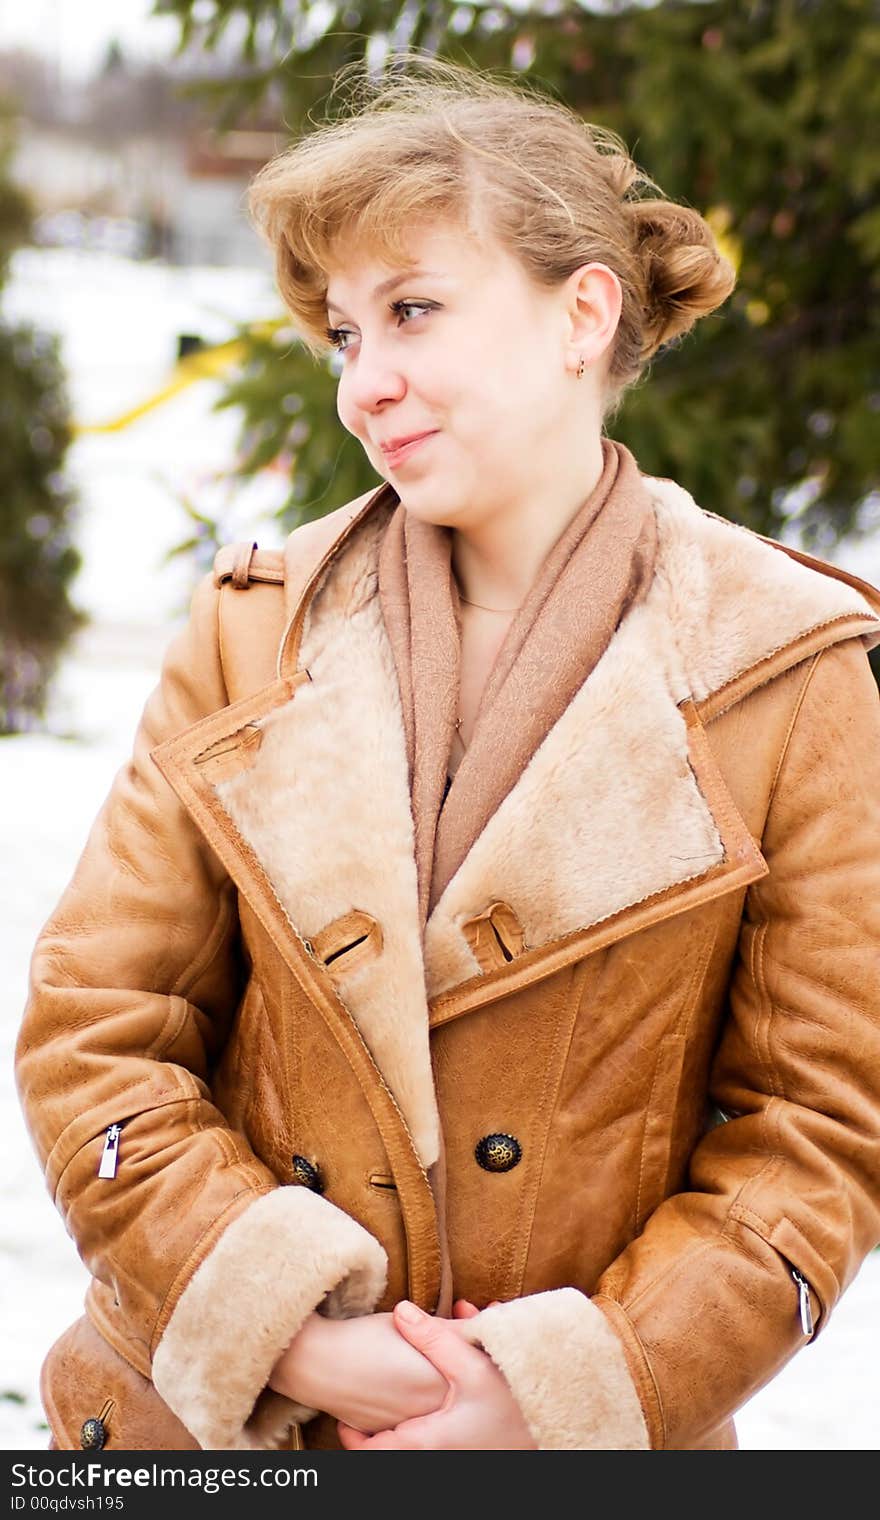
xmin=17 ymin=472 xmax=880 ymax=1452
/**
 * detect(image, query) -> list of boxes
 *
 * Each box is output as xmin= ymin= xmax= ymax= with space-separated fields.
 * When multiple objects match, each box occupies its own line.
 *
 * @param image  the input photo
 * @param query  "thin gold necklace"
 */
xmin=458 ymin=594 xmax=520 ymax=613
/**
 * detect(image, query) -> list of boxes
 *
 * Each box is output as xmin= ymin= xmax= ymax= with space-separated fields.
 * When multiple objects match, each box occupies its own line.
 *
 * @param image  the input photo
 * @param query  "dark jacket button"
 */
xmin=291 ymin=1154 xmax=325 ymax=1193
xmin=80 ymin=1417 xmax=106 ymax=1450
xmin=475 ymin=1133 xmax=522 ymax=1172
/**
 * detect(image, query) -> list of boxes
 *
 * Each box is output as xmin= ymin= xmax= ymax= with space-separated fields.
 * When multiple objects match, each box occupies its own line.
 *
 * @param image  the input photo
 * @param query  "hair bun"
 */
xmin=626 ymin=198 xmax=737 ymax=360
xmin=600 ymin=150 xmax=642 ymax=201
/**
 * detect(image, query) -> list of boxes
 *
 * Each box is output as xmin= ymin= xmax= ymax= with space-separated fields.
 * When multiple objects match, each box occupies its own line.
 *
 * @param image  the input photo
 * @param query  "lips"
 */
xmin=379 ymin=431 xmax=439 ymax=469
xmin=379 ymin=430 xmax=437 ymax=454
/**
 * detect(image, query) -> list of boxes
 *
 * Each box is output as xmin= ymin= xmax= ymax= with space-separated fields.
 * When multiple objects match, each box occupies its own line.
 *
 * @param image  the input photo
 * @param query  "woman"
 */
xmin=18 ymin=59 xmax=880 ymax=1453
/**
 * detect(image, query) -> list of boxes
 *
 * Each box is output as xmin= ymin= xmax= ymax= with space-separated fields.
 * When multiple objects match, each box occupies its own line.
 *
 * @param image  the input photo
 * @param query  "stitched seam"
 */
xmin=696 ymin=617 xmax=873 ymax=721
xmin=512 ymin=958 xmax=592 ymax=1297
xmin=753 ymin=920 xmax=784 ymax=1100
xmin=592 ymin=1293 xmax=666 ymax=1449
xmin=430 ymin=845 xmax=763 ymax=1023
xmin=774 ymin=1215 xmax=840 ymax=1304
xmin=683 ymin=702 xmax=751 ymax=849
xmin=747 ymin=651 xmax=837 ymax=1124
xmin=151 ymin=1181 xmax=276 ymax=1354
xmin=217 ymin=581 xmax=234 ymax=704
xmin=238 ymin=980 xmax=265 ymax=1143
xmin=53 ymin=1088 xmax=201 ymax=1195
xmin=170 ymin=878 xmax=238 ymax=999
xmin=144 ymin=995 xmax=190 ymax=1061
xmin=634 ymin=919 xmax=721 ymax=1229
xmin=282 ymin=975 xmax=298 ymax=1166
xmin=619 ymin=1151 xmax=784 ymax=1323
xmin=46 ymin=1072 xmax=200 ymax=1194
xmin=635 ymin=1042 xmax=669 ymax=1235
xmin=149 ymin=581 xmax=237 ymax=1009
xmin=730 ymin=1186 xmax=841 ymax=1311
xmin=764 ymin=650 xmax=824 ymax=817
xmin=728 ymin=1212 xmax=832 ymax=1331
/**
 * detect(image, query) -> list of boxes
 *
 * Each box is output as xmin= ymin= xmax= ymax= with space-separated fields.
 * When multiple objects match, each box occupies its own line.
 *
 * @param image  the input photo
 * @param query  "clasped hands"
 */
xmin=269 ymin=1298 xmax=537 ymax=1450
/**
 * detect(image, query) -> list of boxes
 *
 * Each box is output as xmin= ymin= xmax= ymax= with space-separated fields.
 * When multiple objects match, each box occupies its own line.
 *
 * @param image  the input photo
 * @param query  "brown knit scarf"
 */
xmin=377 ymin=437 xmax=659 ymax=931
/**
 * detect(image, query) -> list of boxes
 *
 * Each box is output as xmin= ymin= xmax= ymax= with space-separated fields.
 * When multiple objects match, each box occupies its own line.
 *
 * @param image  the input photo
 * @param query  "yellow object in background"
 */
xmin=74 ymin=320 xmax=284 ymax=435
xmin=704 ymin=205 xmax=742 ymax=274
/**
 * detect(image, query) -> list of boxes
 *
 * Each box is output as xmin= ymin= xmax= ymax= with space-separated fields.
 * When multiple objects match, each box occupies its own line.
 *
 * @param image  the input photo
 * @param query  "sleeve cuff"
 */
xmin=150 ymin=1187 xmax=388 ymax=1449
xmin=471 ymin=1288 xmax=651 ymax=1450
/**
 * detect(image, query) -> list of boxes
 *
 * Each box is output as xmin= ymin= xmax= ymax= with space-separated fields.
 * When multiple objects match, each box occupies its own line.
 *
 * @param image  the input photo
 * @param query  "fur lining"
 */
xmin=151 ymin=1187 xmax=387 ymax=1450
xmin=647 ymin=479 xmax=880 ymax=700
xmin=472 ymin=1288 xmax=650 ymax=1450
xmin=215 ymin=507 xmax=441 ymax=1170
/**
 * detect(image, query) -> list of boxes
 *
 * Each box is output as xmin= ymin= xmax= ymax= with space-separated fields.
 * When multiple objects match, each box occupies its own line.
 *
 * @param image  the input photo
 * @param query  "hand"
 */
xmin=451 ymin=1296 xmax=500 ymax=1320
xmin=269 ymin=1310 xmax=449 ymax=1433
xmin=337 ymin=1300 xmax=538 ymax=1450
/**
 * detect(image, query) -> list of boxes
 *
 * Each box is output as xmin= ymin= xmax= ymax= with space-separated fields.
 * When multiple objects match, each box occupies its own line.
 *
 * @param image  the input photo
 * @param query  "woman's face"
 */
xmin=325 ymin=220 xmax=595 ymax=532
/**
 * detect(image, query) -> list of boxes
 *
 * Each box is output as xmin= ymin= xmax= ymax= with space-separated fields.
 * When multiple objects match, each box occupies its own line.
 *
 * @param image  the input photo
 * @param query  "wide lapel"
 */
xmin=422 ymin=475 xmax=880 ymax=1022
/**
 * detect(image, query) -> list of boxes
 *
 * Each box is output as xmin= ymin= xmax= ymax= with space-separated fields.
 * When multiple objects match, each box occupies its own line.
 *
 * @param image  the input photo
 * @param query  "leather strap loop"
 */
xmin=231 ymin=541 xmax=258 ymax=589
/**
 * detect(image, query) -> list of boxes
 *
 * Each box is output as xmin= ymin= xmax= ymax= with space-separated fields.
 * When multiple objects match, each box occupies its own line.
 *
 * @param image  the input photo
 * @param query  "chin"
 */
xmin=402 ymin=499 xmax=462 ymax=530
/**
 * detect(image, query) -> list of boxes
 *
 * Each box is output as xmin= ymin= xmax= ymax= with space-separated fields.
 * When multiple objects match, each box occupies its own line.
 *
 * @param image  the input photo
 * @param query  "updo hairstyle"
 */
xmin=248 ymin=55 xmax=735 ymax=416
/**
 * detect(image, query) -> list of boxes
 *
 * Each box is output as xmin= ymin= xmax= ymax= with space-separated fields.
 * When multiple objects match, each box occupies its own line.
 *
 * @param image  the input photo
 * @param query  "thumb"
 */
xmin=393 ymin=1300 xmax=480 ymax=1382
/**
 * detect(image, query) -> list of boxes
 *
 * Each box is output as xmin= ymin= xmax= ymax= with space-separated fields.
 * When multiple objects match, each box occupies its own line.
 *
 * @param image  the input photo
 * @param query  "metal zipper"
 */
xmin=790 ymin=1265 xmax=814 ymax=1337
xmin=97 ymin=1123 xmax=121 ymax=1179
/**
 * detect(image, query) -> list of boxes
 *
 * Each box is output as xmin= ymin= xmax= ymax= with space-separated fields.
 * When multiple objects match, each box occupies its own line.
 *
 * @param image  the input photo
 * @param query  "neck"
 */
xmin=450 ymin=433 xmax=608 ymax=610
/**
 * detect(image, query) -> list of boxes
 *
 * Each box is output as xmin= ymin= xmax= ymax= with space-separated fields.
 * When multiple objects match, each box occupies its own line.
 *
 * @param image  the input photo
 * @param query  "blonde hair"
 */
xmin=248 ymin=54 xmax=735 ymax=415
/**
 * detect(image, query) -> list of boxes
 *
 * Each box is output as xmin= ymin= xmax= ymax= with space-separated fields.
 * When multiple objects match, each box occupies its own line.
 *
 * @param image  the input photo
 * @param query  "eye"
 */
xmin=323 ymin=299 xmax=437 ymax=355
xmin=324 ymin=324 xmax=354 ymax=352
xmin=390 ymin=299 xmax=435 ymax=324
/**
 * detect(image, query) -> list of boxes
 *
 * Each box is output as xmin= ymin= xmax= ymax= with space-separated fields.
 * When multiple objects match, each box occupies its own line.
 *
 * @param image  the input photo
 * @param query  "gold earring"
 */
xmin=576 ymin=356 xmax=585 ymax=379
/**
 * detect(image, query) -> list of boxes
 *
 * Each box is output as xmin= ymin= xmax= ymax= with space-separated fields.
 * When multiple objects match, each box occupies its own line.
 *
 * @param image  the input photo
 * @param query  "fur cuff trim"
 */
xmin=151 ymin=1188 xmax=388 ymax=1449
xmin=472 ymin=1289 xmax=650 ymax=1450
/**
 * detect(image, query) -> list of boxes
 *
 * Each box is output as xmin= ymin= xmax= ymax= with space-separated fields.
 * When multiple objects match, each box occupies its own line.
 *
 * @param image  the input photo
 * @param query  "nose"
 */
xmin=341 ymin=339 xmax=407 ymax=419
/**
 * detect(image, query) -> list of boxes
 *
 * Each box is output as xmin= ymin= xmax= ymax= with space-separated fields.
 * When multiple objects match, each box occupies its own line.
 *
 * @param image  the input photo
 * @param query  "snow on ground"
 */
xmin=2 ymin=249 xmax=880 ymax=1452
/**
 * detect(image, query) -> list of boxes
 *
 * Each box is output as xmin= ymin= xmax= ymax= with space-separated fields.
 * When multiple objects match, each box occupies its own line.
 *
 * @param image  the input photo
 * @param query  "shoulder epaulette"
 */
xmin=213 ymin=541 xmax=285 ymax=589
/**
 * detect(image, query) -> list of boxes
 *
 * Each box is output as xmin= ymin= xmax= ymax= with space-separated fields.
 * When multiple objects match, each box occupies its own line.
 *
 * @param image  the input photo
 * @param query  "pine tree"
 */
xmin=155 ymin=0 xmax=878 ymax=548
xmin=0 ymin=102 xmax=82 ymax=733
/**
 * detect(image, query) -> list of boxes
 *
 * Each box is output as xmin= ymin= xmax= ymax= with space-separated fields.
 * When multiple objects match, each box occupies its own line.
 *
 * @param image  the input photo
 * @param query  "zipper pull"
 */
xmin=98 ymin=1124 xmax=121 ymax=1180
xmin=791 ymin=1266 xmax=814 ymax=1337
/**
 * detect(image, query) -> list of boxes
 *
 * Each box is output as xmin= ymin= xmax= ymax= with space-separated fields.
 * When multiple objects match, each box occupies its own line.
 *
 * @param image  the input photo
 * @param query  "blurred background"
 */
xmin=1 ymin=0 xmax=878 ymax=1450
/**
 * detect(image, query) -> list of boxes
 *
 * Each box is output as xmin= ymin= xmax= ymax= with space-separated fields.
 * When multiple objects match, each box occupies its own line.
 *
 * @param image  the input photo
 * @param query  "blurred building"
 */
xmin=1 ymin=44 xmax=278 ymax=268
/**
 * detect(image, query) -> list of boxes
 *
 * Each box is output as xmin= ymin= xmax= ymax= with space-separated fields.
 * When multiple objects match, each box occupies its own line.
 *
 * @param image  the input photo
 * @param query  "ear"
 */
xmin=562 ymin=262 xmax=622 ymax=375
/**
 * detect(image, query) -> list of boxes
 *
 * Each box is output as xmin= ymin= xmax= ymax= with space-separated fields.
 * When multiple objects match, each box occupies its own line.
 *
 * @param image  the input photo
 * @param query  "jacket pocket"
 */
xmin=735 ymin=1215 xmax=831 ymax=1343
xmin=40 ymin=1315 xmax=201 ymax=1451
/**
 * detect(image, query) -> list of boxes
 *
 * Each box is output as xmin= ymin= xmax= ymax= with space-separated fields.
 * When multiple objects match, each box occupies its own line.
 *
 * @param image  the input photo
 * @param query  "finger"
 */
xmin=337 ymin=1420 xmax=410 ymax=1452
xmin=447 ymin=1317 xmax=484 ymax=1345
xmin=393 ymin=1301 xmax=483 ymax=1383
xmin=452 ymin=1299 xmax=480 ymax=1319
xmin=337 ymin=1421 xmax=371 ymax=1451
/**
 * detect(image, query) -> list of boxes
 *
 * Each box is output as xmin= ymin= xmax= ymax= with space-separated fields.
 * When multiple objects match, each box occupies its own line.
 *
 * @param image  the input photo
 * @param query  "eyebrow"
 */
xmin=326 ymin=270 xmax=447 ymax=318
